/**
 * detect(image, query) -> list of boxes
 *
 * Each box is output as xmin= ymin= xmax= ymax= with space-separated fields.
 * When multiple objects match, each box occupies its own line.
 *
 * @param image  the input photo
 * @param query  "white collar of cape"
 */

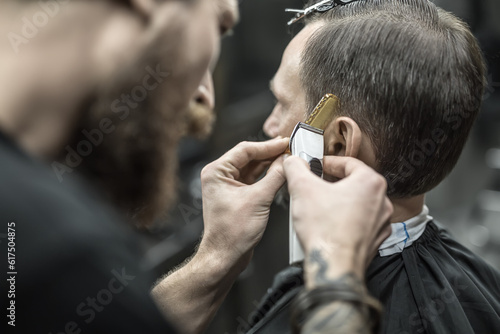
xmin=378 ymin=205 xmax=433 ymax=257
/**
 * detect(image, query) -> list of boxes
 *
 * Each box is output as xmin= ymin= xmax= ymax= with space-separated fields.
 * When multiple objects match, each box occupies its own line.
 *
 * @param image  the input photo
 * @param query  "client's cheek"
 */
xmin=283 ymin=119 xmax=299 ymax=137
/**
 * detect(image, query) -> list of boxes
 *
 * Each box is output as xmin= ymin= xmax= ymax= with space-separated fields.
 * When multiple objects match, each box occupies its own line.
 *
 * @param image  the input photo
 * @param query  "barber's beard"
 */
xmin=61 ymin=50 xmax=215 ymax=227
xmin=185 ymin=99 xmax=216 ymax=139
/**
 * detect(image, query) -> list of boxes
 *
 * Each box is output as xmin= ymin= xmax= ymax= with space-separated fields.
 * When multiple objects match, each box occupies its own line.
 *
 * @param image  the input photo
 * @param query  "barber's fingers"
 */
xmin=223 ymin=138 xmax=289 ymax=170
xmin=284 ymin=155 xmax=368 ymax=190
xmin=382 ymin=197 xmax=394 ymax=226
xmin=374 ymin=204 xmax=393 ymax=245
xmin=368 ymin=195 xmax=393 ymax=238
xmin=322 ymin=156 xmax=372 ymax=180
xmin=253 ymin=157 xmax=286 ymax=201
xmin=369 ymin=223 xmax=392 ymax=261
xmin=367 ymin=224 xmax=392 ymax=263
xmin=323 ymin=156 xmax=388 ymax=194
xmin=367 ymin=197 xmax=394 ymax=257
xmin=283 ymin=156 xmax=322 ymax=195
xmin=242 ymin=160 xmax=273 ymax=184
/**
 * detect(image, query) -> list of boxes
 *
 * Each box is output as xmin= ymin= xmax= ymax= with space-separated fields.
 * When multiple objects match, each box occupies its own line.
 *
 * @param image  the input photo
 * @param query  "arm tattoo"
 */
xmin=304 ymin=301 xmax=371 ymax=334
xmin=300 ymin=249 xmax=381 ymax=334
xmin=308 ymin=249 xmax=331 ymax=285
xmin=308 ymin=249 xmax=363 ymax=292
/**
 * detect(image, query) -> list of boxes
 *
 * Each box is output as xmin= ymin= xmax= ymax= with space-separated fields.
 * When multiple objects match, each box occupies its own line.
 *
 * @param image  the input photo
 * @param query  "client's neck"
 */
xmin=389 ymin=195 xmax=425 ymax=223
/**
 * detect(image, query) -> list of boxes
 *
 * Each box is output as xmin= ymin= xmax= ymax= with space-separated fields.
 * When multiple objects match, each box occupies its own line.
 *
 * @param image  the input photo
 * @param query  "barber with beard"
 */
xmin=0 ymin=0 xmax=392 ymax=333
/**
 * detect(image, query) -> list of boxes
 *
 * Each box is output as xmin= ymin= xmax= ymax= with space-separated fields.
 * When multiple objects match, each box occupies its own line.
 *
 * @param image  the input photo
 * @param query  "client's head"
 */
xmin=264 ymin=0 xmax=485 ymax=199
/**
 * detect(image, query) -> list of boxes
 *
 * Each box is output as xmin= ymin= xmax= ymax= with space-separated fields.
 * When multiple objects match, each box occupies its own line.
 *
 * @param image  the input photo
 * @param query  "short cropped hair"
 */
xmin=301 ymin=0 xmax=486 ymax=198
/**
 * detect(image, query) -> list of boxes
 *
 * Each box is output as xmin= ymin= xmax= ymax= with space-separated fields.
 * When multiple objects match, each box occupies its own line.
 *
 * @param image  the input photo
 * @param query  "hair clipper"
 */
xmin=288 ymin=94 xmax=340 ymax=264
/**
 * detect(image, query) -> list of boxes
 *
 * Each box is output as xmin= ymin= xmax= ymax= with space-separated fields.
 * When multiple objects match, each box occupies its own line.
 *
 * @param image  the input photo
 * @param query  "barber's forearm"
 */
xmin=303 ymin=246 xmax=364 ymax=290
xmin=300 ymin=274 xmax=374 ymax=334
xmin=300 ymin=247 xmax=381 ymax=334
xmin=151 ymin=244 xmax=244 ymax=334
xmin=154 ymin=138 xmax=286 ymax=332
xmin=301 ymin=297 xmax=373 ymax=334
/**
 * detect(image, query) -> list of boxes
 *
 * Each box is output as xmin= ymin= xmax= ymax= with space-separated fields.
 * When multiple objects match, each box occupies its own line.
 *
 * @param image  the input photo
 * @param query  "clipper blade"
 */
xmin=305 ymin=93 xmax=340 ymax=130
xmin=284 ymin=94 xmax=339 ymax=154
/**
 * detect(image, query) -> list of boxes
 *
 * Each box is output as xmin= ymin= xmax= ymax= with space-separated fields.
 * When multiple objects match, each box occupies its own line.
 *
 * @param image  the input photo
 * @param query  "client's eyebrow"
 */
xmin=269 ymin=78 xmax=288 ymax=106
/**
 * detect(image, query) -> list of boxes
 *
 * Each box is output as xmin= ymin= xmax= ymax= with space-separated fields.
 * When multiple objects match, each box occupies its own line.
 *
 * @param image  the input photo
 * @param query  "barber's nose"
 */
xmin=194 ymin=71 xmax=215 ymax=110
xmin=263 ymin=108 xmax=280 ymax=138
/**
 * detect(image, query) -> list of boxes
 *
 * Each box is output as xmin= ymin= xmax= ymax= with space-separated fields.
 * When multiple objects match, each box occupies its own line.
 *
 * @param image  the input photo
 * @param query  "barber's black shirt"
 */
xmin=0 ymin=131 xmax=176 ymax=334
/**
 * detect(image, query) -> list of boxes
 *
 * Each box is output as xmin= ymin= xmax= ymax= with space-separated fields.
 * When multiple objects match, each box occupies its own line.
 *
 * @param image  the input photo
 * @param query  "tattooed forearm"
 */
xmin=308 ymin=249 xmax=333 ymax=285
xmin=302 ymin=294 xmax=372 ymax=334
xmin=293 ymin=248 xmax=382 ymax=334
xmin=307 ymin=249 xmax=364 ymax=291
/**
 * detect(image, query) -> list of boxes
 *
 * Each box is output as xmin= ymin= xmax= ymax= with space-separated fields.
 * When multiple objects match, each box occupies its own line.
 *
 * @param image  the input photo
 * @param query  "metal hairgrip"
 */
xmin=285 ymin=0 xmax=360 ymax=26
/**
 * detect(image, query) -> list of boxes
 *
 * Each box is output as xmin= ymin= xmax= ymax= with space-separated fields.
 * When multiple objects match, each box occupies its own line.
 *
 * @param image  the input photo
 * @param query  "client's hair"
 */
xmin=301 ymin=0 xmax=486 ymax=198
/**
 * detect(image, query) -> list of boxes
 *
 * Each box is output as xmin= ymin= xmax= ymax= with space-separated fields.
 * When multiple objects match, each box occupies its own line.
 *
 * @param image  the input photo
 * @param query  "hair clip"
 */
xmin=285 ymin=0 xmax=360 ymax=26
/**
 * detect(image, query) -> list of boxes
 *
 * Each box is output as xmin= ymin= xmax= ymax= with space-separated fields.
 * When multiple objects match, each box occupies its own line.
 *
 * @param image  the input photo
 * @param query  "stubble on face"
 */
xmin=62 ymin=31 xmax=216 ymax=227
xmin=57 ymin=0 xmax=238 ymax=226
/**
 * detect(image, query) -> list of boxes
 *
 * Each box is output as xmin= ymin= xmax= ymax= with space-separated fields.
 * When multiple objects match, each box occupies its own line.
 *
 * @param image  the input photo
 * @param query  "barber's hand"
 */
xmin=284 ymin=156 xmax=393 ymax=284
xmin=198 ymin=138 xmax=289 ymax=271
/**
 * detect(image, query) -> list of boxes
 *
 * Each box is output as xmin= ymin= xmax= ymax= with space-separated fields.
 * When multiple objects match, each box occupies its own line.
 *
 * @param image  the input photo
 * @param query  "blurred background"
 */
xmin=140 ymin=1 xmax=500 ymax=333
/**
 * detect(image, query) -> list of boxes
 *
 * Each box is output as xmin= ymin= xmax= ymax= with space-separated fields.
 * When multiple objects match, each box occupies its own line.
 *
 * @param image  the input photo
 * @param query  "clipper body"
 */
xmin=289 ymin=123 xmax=324 ymax=264
xmin=288 ymin=94 xmax=339 ymax=264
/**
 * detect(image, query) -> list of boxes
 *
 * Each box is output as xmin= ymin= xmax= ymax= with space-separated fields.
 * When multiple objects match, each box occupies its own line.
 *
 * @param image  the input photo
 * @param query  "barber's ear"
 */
xmin=325 ymin=117 xmax=362 ymax=158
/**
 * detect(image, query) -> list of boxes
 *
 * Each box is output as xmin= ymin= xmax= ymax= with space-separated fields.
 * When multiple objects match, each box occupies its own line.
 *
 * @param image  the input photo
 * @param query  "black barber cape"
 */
xmin=0 ymin=131 xmax=176 ymax=333
xmin=245 ymin=222 xmax=500 ymax=334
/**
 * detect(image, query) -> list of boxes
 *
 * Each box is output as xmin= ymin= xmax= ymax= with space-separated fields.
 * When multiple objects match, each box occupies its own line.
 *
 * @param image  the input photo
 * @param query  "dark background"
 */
xmin=142 ymin=1 xmax=500 ymax=333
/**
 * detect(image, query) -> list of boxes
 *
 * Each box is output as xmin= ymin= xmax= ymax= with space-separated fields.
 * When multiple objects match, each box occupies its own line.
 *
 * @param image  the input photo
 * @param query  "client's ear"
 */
xmin=325 ymin=117 xmax=362 ymax=157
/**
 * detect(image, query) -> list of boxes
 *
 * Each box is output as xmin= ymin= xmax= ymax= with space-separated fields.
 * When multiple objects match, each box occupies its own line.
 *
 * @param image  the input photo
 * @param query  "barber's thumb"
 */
xmin=255 ymin=157 xmax=286 ymax=197
xmin=283 ymin=155 xmax=312 ymax=186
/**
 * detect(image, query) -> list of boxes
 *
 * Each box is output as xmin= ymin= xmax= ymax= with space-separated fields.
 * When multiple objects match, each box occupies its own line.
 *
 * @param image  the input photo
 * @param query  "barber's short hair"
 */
xmin=301 ymin=0 xmax=486 ymax=198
